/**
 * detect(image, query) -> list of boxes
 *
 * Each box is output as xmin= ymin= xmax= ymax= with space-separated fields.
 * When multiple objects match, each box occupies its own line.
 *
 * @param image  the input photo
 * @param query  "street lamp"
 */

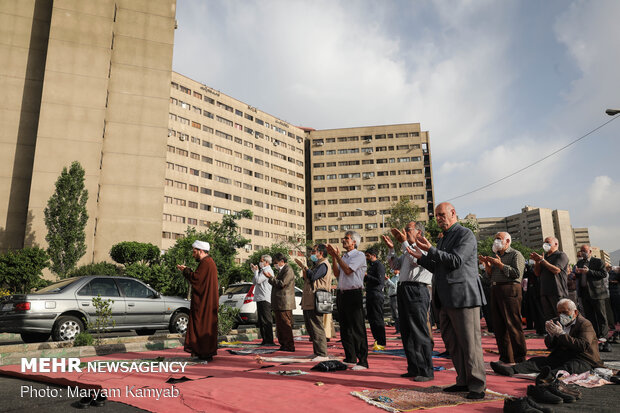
xmin=606 ymin=109 xmax=620 ymax=116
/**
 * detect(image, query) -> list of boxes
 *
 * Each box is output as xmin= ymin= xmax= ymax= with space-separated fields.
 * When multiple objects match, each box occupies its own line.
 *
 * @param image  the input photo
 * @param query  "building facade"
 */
xmin=165 ymin=73 xmax=307 ymax=261
xmin=307 ymin=125 xmax=434 ymax=248
xmin=1 ymin=0 xmax=177 ymax=264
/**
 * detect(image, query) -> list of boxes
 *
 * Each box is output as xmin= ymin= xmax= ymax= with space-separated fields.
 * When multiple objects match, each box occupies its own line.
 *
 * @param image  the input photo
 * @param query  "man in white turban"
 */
xmin=177 ymin=240 xmax=219 ymax=360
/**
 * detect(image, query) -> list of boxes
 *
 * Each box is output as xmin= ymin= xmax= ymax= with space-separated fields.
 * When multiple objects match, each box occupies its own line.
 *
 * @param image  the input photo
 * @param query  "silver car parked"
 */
xmin=0 ymin=276 xmax=191 ymax=343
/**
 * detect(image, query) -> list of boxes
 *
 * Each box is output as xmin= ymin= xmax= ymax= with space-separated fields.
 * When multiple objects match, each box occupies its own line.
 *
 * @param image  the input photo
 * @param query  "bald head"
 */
xmin=543 ymin=236 xmax=559 ymax=254
xmin=579 ymin=244 xmax=591 ymax=260
xmin=435 ymin=202 xmax=457 ymax=231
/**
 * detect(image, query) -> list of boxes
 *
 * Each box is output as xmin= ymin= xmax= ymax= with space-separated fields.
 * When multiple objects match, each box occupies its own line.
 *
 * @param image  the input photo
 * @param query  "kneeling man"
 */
xmin=491 ymin=298 xmax=604 ymax=377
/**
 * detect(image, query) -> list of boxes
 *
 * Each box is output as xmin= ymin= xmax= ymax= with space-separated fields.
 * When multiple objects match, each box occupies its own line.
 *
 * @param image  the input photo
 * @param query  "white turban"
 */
xmin=192 ymin=240 xmax=210 ymax=251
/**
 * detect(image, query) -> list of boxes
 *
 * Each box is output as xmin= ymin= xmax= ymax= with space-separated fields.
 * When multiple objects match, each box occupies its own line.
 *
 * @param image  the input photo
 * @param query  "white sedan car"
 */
xmin=219 ymin=282 xmax=304 ymax=327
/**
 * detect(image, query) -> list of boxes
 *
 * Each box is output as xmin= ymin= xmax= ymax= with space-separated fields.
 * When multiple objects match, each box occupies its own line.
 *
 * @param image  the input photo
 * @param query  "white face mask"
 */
xmin=559 ymin=313 xmax=574 ymax=327
xmin=542 ymin=243 xmax=551 ymax=253
xmin=479 ymin=264 xmax=485 ymax=271
xmin=528 ymin=259 xmax=535 ymax=266
xmin=492 ymin=239 xmax=504 ymax=253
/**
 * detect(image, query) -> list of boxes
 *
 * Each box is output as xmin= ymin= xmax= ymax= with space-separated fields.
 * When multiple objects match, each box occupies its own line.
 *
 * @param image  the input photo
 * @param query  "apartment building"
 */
xmin=475 ymin=206 xmax=584 ymax=263
xmin=1 ymin=0 xmax=177 ymax=264
xmin=165 ymin=73 xmax=307 ymax=260
xmin=307 ymin=125 xmax=434 ymax=248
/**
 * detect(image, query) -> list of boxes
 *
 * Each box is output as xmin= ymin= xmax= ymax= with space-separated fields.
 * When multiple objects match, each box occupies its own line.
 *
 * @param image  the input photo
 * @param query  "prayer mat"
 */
xmin=226 ymin=348 xmax=278 ymax=355
xmin=484 ymin=348 xmax=550 ymax=356
xmin=351 ymin=386 xmax=508 ymax=412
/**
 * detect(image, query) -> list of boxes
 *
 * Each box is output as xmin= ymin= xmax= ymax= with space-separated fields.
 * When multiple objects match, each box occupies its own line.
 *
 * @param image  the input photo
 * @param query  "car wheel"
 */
xmin=169 ymin=311 xmax=189 ymax=334
xmin=136 ymin=329 xmax=157 ymax=336
xmin=52 ymin=315 xmax=84 ymax=341
xmin=20 ymin=332 xmax=51 ymax=343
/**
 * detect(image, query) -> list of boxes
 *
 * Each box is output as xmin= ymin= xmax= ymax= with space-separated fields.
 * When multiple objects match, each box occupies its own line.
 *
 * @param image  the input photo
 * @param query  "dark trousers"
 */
xmin=581 ymin=289 xmax=609 ymax=338
xmin=491 ymin=284 xmax=527 ymax=363
xmin=274 ymin=310 xmax=295 ymax=351
xmin=336 ymin=289 xmax=368 ymax=366
xmin=610 ymin=290 xmax=620 ymax=325
xmin=541 ymin=294 xmax=560 ymax=322
xmin=257 ymin=300 xmax=274 ymax=344
xmin=397 ymin=282 xmax=434 ymax=378
xmin=512 ymin=356 xmax=591 ymax=376
xmin=366 ymin=290 xmax=386 ymax=346
xmin=303 ymin=309 xmax=327 ymax=356
xmin=389 ymin=295 xmax=400 ymax=333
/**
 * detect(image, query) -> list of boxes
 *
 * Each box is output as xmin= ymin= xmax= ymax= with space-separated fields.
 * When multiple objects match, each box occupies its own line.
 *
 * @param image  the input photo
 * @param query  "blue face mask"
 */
xmin=310 ymin=254 xmax=318 ymax=262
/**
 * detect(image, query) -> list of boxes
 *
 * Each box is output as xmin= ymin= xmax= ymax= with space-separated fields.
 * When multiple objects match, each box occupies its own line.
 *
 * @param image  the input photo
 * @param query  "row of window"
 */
xmin=313 ymin=196 xmax=427 ymax=205
xmin=167 ymin=145 xmax=305 ymax=192
xmin=315 ymin=236 xmax=381 ymax=244
xmin=311 ymin=133 xmax=422 ymax=145
xmin=170 ymin=113 xmax=305 ymax=165
xmin=163 ymin=211 xmax=304 ymax=232
xmin=171 ymin=81 xmax=305 ymax=145
xmin=313 ymin=169 xmax=423 ymax=180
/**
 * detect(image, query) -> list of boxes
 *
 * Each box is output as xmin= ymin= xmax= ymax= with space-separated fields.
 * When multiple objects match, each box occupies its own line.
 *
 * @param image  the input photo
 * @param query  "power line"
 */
xmin=446 ymin=114 xmax=620 ymax=202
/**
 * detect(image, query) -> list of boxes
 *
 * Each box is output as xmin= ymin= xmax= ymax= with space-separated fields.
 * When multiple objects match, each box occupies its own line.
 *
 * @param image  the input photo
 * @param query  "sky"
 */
xmin=172 ymin=0 xmax=620 ymax=253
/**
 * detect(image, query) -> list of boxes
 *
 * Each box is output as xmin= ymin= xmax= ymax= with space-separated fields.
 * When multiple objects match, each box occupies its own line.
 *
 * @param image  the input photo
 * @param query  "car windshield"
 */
xmin=223 ymin=284 xmax=251 ymax=295
xmin=32 ymin=278 xmax=80 ymax=294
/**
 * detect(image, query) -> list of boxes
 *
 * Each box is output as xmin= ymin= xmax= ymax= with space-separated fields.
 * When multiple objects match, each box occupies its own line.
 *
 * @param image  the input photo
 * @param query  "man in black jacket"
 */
xmin=365 ymin=248 xmax=386 ymax=349
xmin=575 ymin=245 xmax=609 ymax=339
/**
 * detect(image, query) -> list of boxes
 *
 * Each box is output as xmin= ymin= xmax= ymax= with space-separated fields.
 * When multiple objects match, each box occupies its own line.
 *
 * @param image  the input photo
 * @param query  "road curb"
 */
xmin=0 ymin=327 xmax=311 ymax=366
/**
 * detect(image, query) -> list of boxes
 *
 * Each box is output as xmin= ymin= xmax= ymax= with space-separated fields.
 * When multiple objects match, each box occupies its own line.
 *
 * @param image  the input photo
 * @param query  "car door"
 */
xmin=115 ymin=278 xmax=165 ymax=327
xmin=76 ymin=277 xmax=126 ymax=328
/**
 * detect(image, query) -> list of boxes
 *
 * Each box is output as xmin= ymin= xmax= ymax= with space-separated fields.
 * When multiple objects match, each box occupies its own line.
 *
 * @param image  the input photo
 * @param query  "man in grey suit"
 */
xmin=408 ymin=202 xmax=487 ymax=400
xmin=267 ymin=252 xmax=296 ymax=352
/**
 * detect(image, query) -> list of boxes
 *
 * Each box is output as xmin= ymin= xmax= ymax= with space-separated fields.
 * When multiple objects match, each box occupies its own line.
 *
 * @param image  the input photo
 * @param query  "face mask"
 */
xmin=581 ymin=253 xmax=589 ymax=260
xmin=542 ymin=243 xmax=551 ymax=253
xmin=492 ymin=239 xmax=504 ymax=253
xmin=528 ymin=259 xmax=535 ymax=266
xmin=479 ymin=264 xmax=485 ymax=271
xmin=310 ymin=254 xmax=318 ymax=262
xmin=559 ymin=313 xmax=573 ymax=327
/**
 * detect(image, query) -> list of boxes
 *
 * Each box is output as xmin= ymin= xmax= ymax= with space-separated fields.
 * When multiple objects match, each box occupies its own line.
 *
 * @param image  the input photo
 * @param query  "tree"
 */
xmin=44 ymin=161 xmax=88 ymax=278
xmin=0 ymin=247 xmax=50 ymax=293
xmin=161 ymin=210 xmax=253 ymax=296
xmin=425 ymin=216 xmax=479 ymax=245
xmin=68 ymin=261 xmax=122 ymax=277
xmin=110 ymin=241 xmax=160 ymax=266
xmin=385 ymin=198 xmax=420 ymax=231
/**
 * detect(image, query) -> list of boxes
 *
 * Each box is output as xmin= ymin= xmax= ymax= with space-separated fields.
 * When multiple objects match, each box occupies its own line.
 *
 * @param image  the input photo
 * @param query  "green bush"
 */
xmin=0 ymin=247 xmax=50 ymax=293
xmin=110 ymin=242 xmax=160 ymax=266
xmin=68 ymin=261 xmax=122 ymax=277
xmin=123 ymin=263 xmax=171 ymax=295
xmin=218 ymin=304 xmax=240 ymax=336
xmin=73 ymin=331 xmax=94 ymax=347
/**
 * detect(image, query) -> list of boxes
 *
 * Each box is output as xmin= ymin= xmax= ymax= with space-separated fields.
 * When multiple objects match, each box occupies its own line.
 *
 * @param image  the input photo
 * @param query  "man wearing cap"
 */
xmin=177 ymin=240 xmax=219 ymax=361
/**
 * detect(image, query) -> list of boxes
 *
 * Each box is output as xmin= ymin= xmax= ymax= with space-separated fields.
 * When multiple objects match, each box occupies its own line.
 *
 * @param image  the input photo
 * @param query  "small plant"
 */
xmin=218 ymin=304 xmax=240 ymax=336
xmin=73 ymin=331 xmax=94 ymax=347
xmin=87 ymin=295 xmax=116 ymax=345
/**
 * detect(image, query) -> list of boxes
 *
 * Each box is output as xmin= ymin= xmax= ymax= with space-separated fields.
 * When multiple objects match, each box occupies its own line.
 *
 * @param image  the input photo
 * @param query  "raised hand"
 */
xmin=381 ymin=235 xmax=394 ymax=249
xmin=326 ymin=244 xmax=340 ymax=257
xmin=415 ymin=234 xmax=432 ymax=251
xmin=530 ymin=252 xmax=543 ymax=263
xmin=406 ymin=245 xmax=423 ymax=259
xmin=390 ymin=228 xmax=406 ymax=243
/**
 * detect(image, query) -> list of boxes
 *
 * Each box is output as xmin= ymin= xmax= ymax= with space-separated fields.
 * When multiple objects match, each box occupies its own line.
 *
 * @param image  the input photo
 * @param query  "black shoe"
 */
xmin=91 ymin=394 xmax=107 ymax=407
xmin=260 ymin=342 xmax=277 ymax=346
xmin=610 ymin=376 xmax=620 ymax=384
xmin=466 ymin=391 xmax=485 ymax=400
xmin=504 ymin=397 xmax=542 ymax=412
xmin=278 ymin=347 xmax=295 ymax=352
xmin=535 ymin=366 xmax=553 ymax=385
xmin=413 ymin=375 xmax=433 ymax=382
xmin=555 ymin=381 xmax=582 ymax=400
xmin=77 ymin=395 xmax=94 ymax=409
xmin=599 ymin=342 xmax=612 ymax=352
xmin=491 ymin=361 xmax=515 ymax=377
xmin=527 ymin=384 xmax=563 ymax=404
xmin=546 ymin=382 xmax=575 ymax=403
xmin=443 ymin=384 xmax=468 ymax=392
xmin=400 ymin=372 xmax=415 ymax=378
xmin=524 ymin=396 xmax=552 ymax=413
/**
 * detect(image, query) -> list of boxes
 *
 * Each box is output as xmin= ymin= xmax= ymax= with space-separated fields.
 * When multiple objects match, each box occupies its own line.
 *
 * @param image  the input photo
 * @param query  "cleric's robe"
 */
xmin=182 ymin=256 xmax=219 ymax=358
